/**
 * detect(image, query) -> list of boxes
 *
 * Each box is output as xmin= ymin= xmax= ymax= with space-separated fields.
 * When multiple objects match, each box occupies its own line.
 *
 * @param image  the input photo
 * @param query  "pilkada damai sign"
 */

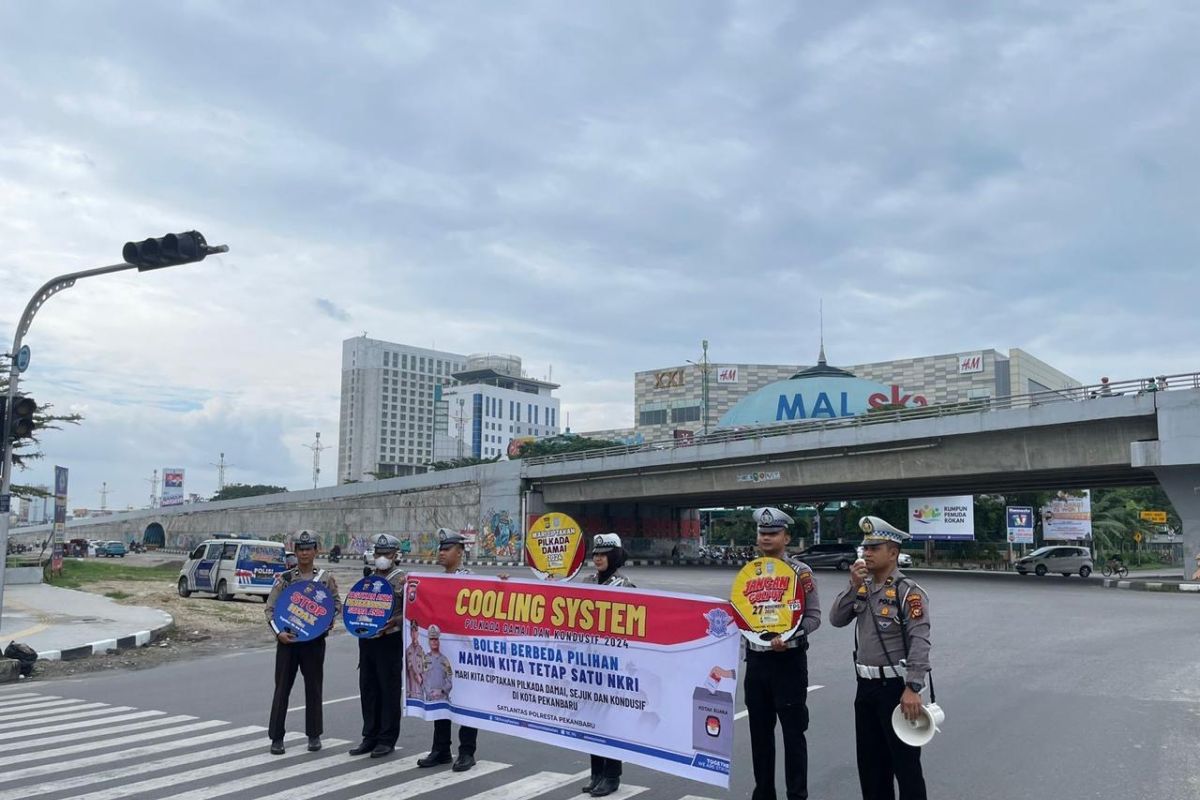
xmin=717 ymin=376 xmax=928 ymax=427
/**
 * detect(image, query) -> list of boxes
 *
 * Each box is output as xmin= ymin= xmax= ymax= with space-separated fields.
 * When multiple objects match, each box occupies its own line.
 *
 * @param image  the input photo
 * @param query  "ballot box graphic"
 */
xmin=692 ymin=685 xmax=734 ymax=755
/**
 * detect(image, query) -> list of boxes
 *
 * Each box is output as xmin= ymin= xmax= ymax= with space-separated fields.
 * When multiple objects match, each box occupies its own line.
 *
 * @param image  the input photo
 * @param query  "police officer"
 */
xmin=418 ymin=529 xmax=480 ymax=772
xmin=348 ymin=533 xmax=406 ymax=759
xmin=830 ymin=516 xmax=931 ymax=800
xmin=579 ymin=533 xmax=635 ymax=797
xmin=745 ymin=507 xmax=821 ymax=800
xmin=265 ymin=530 xmax=340 ymax=755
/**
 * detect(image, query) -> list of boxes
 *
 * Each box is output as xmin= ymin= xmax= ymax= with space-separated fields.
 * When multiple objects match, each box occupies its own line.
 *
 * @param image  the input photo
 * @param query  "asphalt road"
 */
xmin=3 ymin=566 xmax=1198 ymax=800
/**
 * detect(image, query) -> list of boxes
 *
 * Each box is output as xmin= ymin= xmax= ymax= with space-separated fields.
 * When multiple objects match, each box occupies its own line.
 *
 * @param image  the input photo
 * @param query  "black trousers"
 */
xmin=268 ymin=637 xmax=325 ymax=740
xmin=745 ymin=645 xmax=809 ymax=800
xmin=432 ymin=719 xmax=478 ymax=755
xmin=853 ymin=678 xmax=926 ymax=800
xmin=358 ymin=634 xmax=404 ymax=747
xmin=589 ymin=755 xmax=622 ymax=780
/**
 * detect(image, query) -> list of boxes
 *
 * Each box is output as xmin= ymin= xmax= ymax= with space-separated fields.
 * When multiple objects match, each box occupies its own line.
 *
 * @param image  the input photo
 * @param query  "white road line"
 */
xmin=287 ymin=693 xmax=360 ymax=712
xmin=0 ymin=701 xmax=109 ymax=723
xmin=4 ymin=715 xmax=196 ymax=751
xmin=248 ymin=754 xmax=425 ymax=800
xmin=734 ymin=685 xmax=825 ymax=720
xmin=0 ymin=710 xmax=166 ymax=741
xmin=345 ymin=760 xmax=510 ymax=800
xmin=465 ymin=768 xmax=592 ymax=800
xmin=678 ymin=795 xmax=722 ymax=800
xmin=592 ymin=785 xmax=648 ymax=800
xmin=0 ymin=705 xmax=135 ymax=731
xmin=170 ymin=750 xmax=416 ymax=800
xmin=0 ymin=697 xmax=81 ymax=714
xmin=1 ymin=725 xmax=265 ymax=782
xmin=0 ymin=693 xmax=54 ymax=707
xmin=70 ymin=736 xmax=349 ymax=800
xmin=0 ymin=733 xmax=302 ymax=800
xmin=0 ymin=720 xmax=225 ymax=768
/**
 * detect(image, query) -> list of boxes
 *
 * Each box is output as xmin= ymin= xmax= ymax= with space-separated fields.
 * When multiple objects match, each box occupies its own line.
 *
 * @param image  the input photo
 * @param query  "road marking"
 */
xmin=0 ymin=705 xmax=134 ymax=731
xmin=287 ymin=693 xmax=360 ymax=713
xmin=170 ymin=751 xmax=415 ymax=800
xmin=0 ymin=733 xmax=301 ymax=800
xmin=71 ymin=736 xmax=349 ymax=800
xmin=466 ymin=769 xmax=592 ymax=800
xmin=0 ymin=709 xmax=166 ymax=741
xmin=0 ymin=700 xmax=110 ymax=723
xmin=1 ymin=725 xmax=265 ymax=781
xmin=679 ymin=796 xmax=722 ymax=800
xmin=589 ymin=785 xmax=648 ymax=800
xmin=4 ymin=714 xmax=196 ymax=751
xmin=0 ymin=719 xmax=225 ymax=768
xmin=734 ymin=685 xmax=824 ymax=720
xmin=249 ymin=755 xmax=432 ymax=800
xmin=346 ymin=760 xmax=511 ymax=800
xmin=0 ymin=697 xmax=80 ymax=714
xmin=0 ymin=692 xmax=52 ymax=707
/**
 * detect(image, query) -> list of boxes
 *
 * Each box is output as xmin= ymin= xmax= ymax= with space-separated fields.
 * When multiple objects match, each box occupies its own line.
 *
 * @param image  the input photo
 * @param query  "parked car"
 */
xmin=898 ymin=552 xmax=913 ymax=568
xmin=97 ymin=541 xmax=127 ymax=558
xmin=1015 ymin=545 xmax=1093 ymax=578
xmin=361 ymin=545 xmax=375 ymax=566
xmin=177 ymin=538 xmax=287 ymax=601
xmin=795 ymin=543 xmax=859 ymax=570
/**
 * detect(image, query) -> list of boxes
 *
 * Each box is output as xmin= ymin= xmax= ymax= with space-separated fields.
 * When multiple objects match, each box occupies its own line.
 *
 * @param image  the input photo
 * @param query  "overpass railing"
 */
xmin=523 ymin=371 xmax=1200 ymax=468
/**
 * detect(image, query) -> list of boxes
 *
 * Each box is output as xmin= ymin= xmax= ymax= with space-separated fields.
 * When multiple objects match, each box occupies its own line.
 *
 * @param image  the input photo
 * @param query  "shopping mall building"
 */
xmin=584 ymin=347 xmax=1082 ymax=444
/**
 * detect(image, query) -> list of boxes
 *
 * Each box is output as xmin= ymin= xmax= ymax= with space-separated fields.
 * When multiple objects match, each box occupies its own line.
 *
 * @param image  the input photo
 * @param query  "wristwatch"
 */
xmin=905 ymin=681 xmax=923 ymax=693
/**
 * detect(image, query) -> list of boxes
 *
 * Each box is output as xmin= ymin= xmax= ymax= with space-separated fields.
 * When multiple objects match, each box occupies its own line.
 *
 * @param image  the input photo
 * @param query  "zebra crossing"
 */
xmin=0 ymin=692 xmax=724 ymax=800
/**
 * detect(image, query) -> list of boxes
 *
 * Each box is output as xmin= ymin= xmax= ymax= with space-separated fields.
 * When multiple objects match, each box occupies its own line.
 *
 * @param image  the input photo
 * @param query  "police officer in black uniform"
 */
xmin=348 ymin=533 xmax=406 ymax=759
xmin=265 ymin=530 xmax=340 ymax=755
xmin=745 ymin=507 xmax=822 ymax=800
xmin=830 ymin=516 xmax=932 ymax=800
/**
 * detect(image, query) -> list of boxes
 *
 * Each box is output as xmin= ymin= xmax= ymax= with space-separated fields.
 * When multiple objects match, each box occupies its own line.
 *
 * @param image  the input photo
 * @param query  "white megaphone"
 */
xmin=890 ymin=703 xmax=944 ymax=747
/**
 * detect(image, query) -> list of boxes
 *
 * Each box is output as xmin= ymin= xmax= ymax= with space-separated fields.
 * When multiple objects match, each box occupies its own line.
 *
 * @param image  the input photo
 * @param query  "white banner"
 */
xmin=1006 ymin=506 xmax=1035 ymax=544
xmin=161 ymin=468 xmax=184 ymax=507
xmin=1042 ymin=491 xmax=1092 ymax=540
xmin=402 ymin=574 xmax=741 ymax=787
xmin=908 ymin=495 xmax=975 ymax=540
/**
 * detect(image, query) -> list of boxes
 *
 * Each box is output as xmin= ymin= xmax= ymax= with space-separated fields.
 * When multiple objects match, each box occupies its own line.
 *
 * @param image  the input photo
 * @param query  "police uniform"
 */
xmin=349 ymin=533 xmax=407 ymax=759
xmin=830 ymin=517 xmax=931 ymax=800
xmin=264 ymin=531 xmax=341 ymax=754
xmin=744 ymin=508 xmax=821 ymax=800
xmin=580 ymin=533 xmax=637 ymax=798
xmin=405 ymin=621 xmax=426 ymax=700
xmin=419 ymin=530 xmax=479 ymax=771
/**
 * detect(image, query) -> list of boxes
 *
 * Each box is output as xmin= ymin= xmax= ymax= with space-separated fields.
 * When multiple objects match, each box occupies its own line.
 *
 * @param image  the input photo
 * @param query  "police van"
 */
xmin=177 ymin=537 xmax=287 ymax=601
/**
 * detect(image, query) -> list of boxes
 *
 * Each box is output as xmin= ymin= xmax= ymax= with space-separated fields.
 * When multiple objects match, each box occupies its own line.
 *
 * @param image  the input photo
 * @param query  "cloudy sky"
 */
xmin=1 ymin=1 xmax=1196 ymax=510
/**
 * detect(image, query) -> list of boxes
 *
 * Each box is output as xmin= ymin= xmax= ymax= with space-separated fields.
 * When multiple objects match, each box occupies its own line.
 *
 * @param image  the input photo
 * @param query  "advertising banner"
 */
xmin=403 ymin=574 xmax=741 ymax=787
xmin=524 ymin=512 xmax=586 ymax=581
xmin=729 ymin=557 xmax=803 ymax=644
xmin=270 ymin=580 xmax=336 ymax=641
xmin=1006 ymin=506 xmax=1035 ymax=544
xmin=343 ymin=576 xmax=396 ymax=638
xmin=908 ymin=495 xmax=975 ymax=540
xmin=1042 ymin=491 xmax=1092 ymax=540
xmin=53 ymin=465 xmax=68 ymax=542
xmin=161 ymin=469 xmax=184 ymax=507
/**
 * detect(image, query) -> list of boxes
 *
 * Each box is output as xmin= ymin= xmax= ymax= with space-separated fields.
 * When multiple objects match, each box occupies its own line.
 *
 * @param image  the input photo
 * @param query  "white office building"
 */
xmin=338 ymin=337 xmax=467 ymax=482
xmin=433 ymin=354 xmax=562 ymax=462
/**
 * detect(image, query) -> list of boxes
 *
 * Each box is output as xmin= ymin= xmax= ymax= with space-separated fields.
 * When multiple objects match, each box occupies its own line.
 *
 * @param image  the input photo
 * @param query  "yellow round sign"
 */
xmin=730 ymin=557 xmax=803 ymax=643
xmin=525 ymin=512 xmax=587 ymax=581
xmin=1133 ymin=531 xmax=1143 ymax=543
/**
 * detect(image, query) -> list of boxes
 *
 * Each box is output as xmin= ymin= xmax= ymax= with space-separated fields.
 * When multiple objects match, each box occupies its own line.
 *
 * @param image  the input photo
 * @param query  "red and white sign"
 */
xmin=957 ymin=353 xmax=984 ymax=375
xmin=716 ymin=367 xmax=739 ymax=384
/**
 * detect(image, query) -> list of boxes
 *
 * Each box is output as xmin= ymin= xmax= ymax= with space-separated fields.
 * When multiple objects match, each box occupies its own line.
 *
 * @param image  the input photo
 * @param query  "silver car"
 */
xmin=1015 ymin=545 xmax=1093 ymax=578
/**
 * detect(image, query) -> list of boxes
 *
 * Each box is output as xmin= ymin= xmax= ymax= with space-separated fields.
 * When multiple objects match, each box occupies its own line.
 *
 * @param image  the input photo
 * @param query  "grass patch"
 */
xmin=104 ymin=590 xmax=133 ymax=600
xmin=46 ymin=559 xmax=180 ymax=589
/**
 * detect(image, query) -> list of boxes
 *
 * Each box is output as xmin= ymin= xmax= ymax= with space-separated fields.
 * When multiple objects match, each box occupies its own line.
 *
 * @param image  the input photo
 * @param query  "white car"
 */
xmin=898 ymin=552 xmax=913 ymax=568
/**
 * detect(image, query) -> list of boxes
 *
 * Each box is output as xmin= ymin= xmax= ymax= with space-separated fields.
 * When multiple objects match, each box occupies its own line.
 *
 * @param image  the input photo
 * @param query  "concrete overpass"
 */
xmin=18 ymin=374 xmax=1200 ymax=575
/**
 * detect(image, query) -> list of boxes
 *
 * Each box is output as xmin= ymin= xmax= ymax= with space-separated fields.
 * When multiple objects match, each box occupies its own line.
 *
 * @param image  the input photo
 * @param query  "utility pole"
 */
xmin=99 ymin=481 xmax=109 ymax=511
xmin=701 ymin=338 xmax=710 ymax=437
xmin=303 ymin=432 xmax=327 ymax=490
xmin=145 ymin=470 xmax=159 ymax=508
xmin=209 ymin=452 xmax=233 ymax=492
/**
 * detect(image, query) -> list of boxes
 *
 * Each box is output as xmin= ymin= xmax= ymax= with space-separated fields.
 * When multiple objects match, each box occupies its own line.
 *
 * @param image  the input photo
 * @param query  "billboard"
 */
xmin=908 ymin=495 xmax=975 ymax=540
xmin=162 ymin=468 xmax=185 ymax=507
xmin=1006 ymin=506 xmax=1035 ymax=544
xmin=53 ymin=465 xmax=68 ymax=542
xmin=718 ymin=376 xmax=928 ymax=428
xmin=1042 ymin=491 xmax=1092 ymax=540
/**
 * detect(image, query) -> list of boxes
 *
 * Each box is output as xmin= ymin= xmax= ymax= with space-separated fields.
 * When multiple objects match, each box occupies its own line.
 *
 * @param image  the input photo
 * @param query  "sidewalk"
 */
xmin=0 ymin=583 xmax=174 ymax=662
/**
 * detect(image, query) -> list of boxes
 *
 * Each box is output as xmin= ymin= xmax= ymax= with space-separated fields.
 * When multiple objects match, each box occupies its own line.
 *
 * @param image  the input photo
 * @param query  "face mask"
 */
xmin=374 ymin=556 xmax=392 ymax=571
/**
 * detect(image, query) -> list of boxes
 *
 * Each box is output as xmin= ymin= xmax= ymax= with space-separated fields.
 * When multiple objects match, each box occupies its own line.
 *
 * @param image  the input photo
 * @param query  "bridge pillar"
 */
xmin=1131 ymin=390 xmax=1200 ymax=580
xmin=1150 ymin=468 xmax=1200 ymax=580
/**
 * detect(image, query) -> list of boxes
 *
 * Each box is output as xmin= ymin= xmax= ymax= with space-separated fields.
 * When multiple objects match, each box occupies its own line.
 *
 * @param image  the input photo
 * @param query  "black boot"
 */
xmin=417 ymin=750 xmax=452 ymax=768
xmin=580 ymin=774 xmax=601 ymax=793
xmin=347 ymin=740 xmax=375 ymax=756
xmin=590 ymin=777 xmax=620 ymax=797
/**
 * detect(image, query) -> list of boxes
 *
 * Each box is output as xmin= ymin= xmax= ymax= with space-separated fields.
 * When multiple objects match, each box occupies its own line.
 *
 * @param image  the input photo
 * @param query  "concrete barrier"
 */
xmin=3 ymin=566 xmax=44 ymax=585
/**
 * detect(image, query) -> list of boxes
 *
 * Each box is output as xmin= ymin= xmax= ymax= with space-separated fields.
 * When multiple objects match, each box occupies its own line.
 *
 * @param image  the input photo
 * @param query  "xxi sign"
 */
xmin=654 ymin=369 xmax=685 ymax=389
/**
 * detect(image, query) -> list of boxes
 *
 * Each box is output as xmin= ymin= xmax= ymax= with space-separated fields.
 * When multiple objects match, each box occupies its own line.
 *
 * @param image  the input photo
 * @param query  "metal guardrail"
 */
xmin=524 ymin=371 xmax=1200 ymax=468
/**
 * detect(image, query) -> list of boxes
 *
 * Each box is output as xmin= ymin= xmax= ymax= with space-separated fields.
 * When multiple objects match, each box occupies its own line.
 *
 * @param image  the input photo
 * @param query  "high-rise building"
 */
xmin=432 ymin=354 xmax=561 ymax=462
xmin=338 ymin=337 xmax=467 ymax=482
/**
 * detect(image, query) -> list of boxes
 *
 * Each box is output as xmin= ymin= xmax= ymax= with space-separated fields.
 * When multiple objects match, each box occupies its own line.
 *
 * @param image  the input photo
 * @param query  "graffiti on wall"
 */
xmin=479 ymin=508 xmax=521 ymax=559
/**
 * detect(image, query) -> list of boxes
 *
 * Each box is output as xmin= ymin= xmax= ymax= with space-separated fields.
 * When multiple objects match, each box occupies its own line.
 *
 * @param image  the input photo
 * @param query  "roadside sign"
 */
xmin=1139 ymin=510 xmax=1167 ymax=524
xmin=15 ymin=345 xmax=30 ymax=373
xmin=1006 ymin=506 xmax=1035 ymax=545
xmin=1133 ymin=531 xmax=1143 ymax=544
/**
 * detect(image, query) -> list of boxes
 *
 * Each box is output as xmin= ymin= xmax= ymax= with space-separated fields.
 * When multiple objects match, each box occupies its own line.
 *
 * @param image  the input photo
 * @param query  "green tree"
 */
xmin=212 ymin=483 xmax=287 ymax=501
xmin=429 ymin=456 xmax=501 ymax=472
xmin=0 ymin=355 xmax=84 ymax=498
xmin=512 ymin=434 xmax=623 ymax=459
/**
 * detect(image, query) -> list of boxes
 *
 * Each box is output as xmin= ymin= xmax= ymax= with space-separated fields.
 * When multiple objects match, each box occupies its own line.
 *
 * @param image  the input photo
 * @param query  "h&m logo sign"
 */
xmin=957 ymin=353 xmax=984 ymax=374
xmin=654 ymin=369 xmax=685 ymax=389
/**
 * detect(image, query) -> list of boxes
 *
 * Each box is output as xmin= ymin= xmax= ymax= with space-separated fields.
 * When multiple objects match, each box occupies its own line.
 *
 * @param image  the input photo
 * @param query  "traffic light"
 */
xmin=122 ymin=231 xmax=212 ymax=271
xmin=6 ymin=396 xmax=36 ymax=442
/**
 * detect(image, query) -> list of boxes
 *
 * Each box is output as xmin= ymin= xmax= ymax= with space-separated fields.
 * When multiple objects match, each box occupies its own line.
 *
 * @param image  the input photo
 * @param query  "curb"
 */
xmin=1100 ymin=578 xmax=1200 ymax=594
xmin=35 ymin=611 xmax=175 ymax=662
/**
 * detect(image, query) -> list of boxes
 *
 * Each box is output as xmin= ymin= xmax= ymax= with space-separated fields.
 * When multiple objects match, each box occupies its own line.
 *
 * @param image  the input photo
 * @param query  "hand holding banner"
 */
xmin=271 ymin=580 xmax=335 ymax=641
xmin=729 ymin=557 xmax=803 ymax=645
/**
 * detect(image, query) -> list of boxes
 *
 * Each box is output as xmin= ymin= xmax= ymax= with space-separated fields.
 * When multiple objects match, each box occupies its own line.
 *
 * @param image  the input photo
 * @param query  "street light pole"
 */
xmin=701 ymin=339 xmax=710 ymax=437
xmin=0 ymin=233 xmax=225 ymax=621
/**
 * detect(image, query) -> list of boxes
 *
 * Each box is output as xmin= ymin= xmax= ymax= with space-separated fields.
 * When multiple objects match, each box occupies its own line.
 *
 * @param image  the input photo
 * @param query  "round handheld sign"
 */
xmin=271 ymin=579 xmax=336 ymax=642
xmin=729 ymin=557 xmax=804 ymax=645
xmin=524 ymin=512 xmax=586 ymax=581
xmin=342 ymin=575 xmax=396 ymax=638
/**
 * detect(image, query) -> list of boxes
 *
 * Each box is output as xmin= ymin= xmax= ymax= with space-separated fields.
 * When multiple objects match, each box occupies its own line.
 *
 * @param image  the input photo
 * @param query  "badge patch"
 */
xmin=857 ymin=585 xmax=867 ymax=596
xmin=885 ymin=588 xmax=896 ymax=598
xmin=906 ymin=593 xmax=924 ymax=618
xmin=880 ymin=605 xmax=890 ymax=616
xmin=799 ymin=570 xmax=815 ymax=593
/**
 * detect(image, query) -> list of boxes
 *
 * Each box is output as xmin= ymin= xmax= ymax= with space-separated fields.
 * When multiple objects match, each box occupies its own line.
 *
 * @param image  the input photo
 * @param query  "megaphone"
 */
xmin=890 ymin=703 xmax=944 ymax=747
